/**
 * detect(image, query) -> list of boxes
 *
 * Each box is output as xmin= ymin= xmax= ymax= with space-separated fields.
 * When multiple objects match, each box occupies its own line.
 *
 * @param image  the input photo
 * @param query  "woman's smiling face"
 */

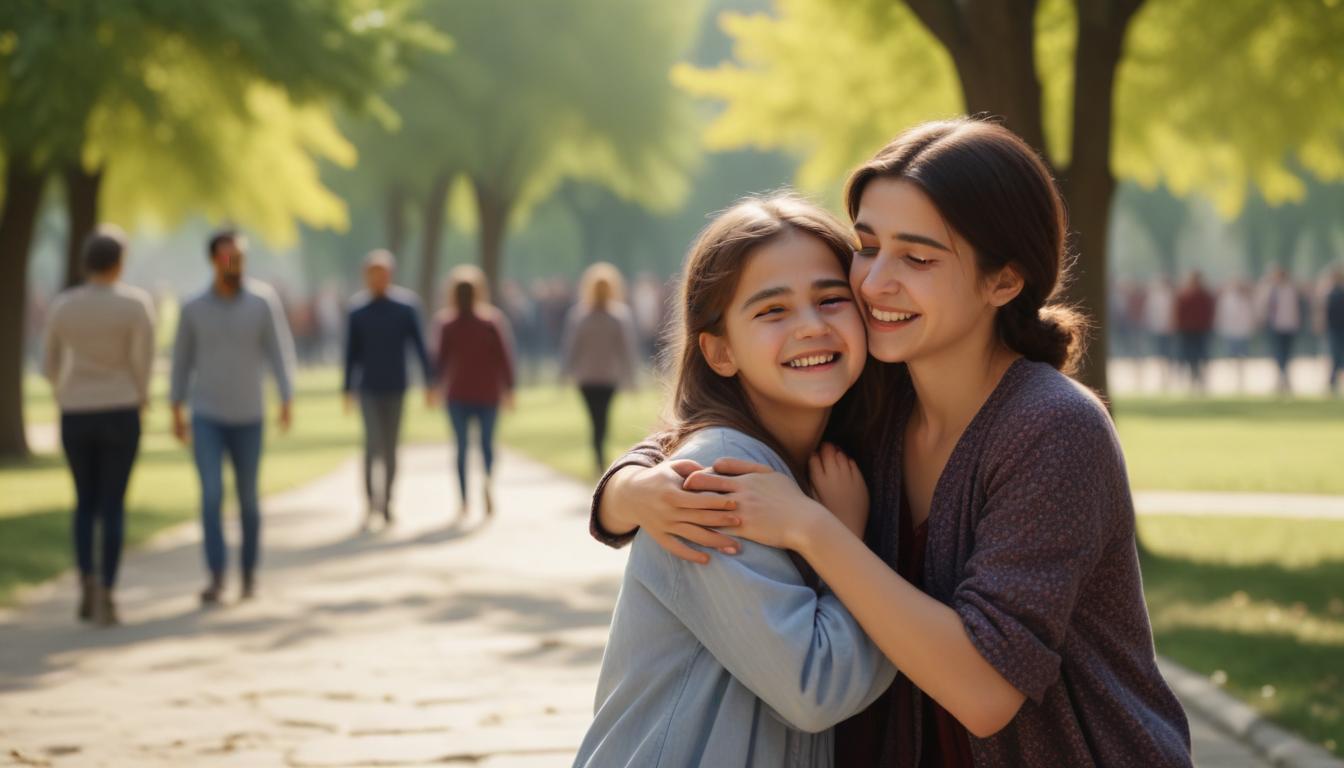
xmin=849 ymin=177 xmax=1002 ymax=365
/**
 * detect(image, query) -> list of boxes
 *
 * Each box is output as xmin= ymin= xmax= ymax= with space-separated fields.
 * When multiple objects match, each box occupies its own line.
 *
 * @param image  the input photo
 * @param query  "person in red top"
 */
xmin=1175 ymin=270 xmax=1216 ymax=394
xmin=433 ymin=266 xmax=515 ymax=520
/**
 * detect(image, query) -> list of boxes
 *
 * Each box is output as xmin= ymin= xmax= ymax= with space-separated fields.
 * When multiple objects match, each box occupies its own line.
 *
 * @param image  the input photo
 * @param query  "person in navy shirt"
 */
xmin=343 ymin=250 xmax=432 ymax=526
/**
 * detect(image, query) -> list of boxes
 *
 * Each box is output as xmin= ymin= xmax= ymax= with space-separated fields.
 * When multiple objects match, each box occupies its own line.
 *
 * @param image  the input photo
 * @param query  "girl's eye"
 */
xmin=755 ymin=306 xmax=785 ymax=318
xmin=853 ymin=247 xmax=879 ymax=258
xmin=819 ymin=295 xmax=851 ymax=307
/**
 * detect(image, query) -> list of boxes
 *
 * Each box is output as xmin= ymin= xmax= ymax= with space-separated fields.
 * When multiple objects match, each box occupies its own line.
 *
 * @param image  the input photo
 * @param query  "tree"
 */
xmin=673 ymin=0 xmax=1344 ymax=397
xmin=340 ymin=0 xmax=703 ymax=303
xmin=0 ymin=0 xmax=424 ymax=457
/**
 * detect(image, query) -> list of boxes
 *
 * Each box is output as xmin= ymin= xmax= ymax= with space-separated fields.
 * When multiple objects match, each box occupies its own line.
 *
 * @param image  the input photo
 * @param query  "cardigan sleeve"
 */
xmin=588 ymin=436 xmax=669 ymax=548
xmin=951 ymin=399 xmax=1123 ymax=704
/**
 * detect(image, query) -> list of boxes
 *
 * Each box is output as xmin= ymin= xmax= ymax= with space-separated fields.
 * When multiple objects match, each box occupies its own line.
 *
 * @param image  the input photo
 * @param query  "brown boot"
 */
xmin=200 ymin=572 xmax=225 ymax=606
xmin=77 ymin=574 xmax=97 ymax=622
xmin=94 ymin=586 xmax=119 ymax=627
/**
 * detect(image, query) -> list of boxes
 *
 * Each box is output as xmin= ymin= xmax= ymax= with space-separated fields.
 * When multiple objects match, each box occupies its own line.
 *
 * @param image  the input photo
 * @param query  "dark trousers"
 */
xmin=192 ymin=416 xmax=264 ymax=576
xmin=1330 ymin=331 xmax=1344 ymax=393
xmin=1178 ymin=331 xmax=1210 ymax=388
xmin=579 ymin=384 xmax=617 ymax=470
xmin=447 ymin=402 xmax=498 ymax=500
xmin=61 ymin=408 xmax=141 ymax=588
xmin=359 ymin=392 xmax=405 ymax=511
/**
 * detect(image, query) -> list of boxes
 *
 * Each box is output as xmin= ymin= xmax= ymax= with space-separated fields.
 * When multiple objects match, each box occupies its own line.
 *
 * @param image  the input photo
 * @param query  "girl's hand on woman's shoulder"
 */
xmin=687 ymin=459 xmax=831 ymax=552
xmin=809 ymin=444 xmax=868 ymax=540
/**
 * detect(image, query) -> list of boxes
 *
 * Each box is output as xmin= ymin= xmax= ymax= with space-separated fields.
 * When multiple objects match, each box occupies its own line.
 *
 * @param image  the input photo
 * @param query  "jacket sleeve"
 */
xmin=627 ymin=430 xmax=896 ymax=732
xmin=589 ymin=437 xmax=668 ymax=548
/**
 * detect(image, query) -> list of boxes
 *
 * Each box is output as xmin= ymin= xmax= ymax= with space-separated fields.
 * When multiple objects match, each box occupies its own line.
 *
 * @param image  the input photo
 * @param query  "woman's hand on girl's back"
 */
xmin=609 ymin=460 xmax=744 ymax=564
xmin=809 ymin=444 xmax=869 ymax=540
xmin=687 ymin=459 xmax=832 ymax=552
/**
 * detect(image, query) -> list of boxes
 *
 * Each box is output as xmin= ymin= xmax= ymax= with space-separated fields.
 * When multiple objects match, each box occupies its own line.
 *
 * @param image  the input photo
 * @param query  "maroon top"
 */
xmin=591 ymin=359 xmax=1193 ymax=767
xmin=433 ymin=309 xmax=514 ymax=406
xmin=1175 ymin=286 xmax=1216 ymax=333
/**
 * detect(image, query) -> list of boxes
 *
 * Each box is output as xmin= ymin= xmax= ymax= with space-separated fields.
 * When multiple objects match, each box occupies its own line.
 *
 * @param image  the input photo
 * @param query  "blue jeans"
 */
xmin=447 ymin=402 xmax=498 ymax=501
xmin=192 ymin=416 xmax=263 ymax=576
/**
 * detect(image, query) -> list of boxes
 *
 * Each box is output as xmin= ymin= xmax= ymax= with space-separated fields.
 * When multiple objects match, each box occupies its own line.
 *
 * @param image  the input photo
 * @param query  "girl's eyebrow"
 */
xmin=741 ymin=278 xmax=850 ymax=311
xmin=853 ymin=221 xmax=952 ymax=253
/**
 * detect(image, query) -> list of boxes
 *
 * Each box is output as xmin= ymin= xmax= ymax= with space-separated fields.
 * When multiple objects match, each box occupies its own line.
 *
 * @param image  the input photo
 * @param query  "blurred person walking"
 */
xmin=1257 ymin=266 xmax=1303 ymax=396
xmin=561 ymin=262 xmax=641 ymax=475
xmin=1174 ymin=271 xmax=1216 ymax=394
xmin=1326 ymin=267 xmax=1344 ymax=396
xmin=1215 ymin=278 xmax=1256 ymax=393
xmin=433 ymin=266 xmax=515 ymax=520
xmin=170 ymin=230 xmax=296 ymax=605
xmin=343 ymin=250 xmax=432 ymax=528
xmin=42 ymin=226 xmax=155 ymax=625
xmin=1144 ymin=275 xmax=1177 ymax=391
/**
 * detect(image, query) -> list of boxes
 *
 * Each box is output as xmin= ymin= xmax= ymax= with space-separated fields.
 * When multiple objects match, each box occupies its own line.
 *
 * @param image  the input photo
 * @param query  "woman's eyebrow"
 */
xmin=853 ymin=222 xmax=952 ymax=252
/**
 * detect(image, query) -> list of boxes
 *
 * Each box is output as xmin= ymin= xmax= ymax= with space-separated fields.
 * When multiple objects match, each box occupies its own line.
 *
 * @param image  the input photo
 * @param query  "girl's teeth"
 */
xmin=870 ymin=307 xmax=914 ymax=323
xmin=788 ymin=354 xmax=835 ymax=368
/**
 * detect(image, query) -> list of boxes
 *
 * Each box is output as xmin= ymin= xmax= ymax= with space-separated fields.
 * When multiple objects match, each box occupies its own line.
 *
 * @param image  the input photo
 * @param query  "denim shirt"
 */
xmin=575 ymin=428 xmax=896 ymax=768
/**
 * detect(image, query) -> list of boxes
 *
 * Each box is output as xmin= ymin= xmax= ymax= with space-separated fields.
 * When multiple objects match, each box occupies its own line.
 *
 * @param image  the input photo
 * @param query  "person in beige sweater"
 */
xmin=42 ymin=225 xmax=156 ymax=626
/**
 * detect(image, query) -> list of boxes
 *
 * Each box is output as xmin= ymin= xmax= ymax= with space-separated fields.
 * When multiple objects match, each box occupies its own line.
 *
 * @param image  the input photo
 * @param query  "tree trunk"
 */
xmin=472 ymin=178 xmax=511 ymax=301
xmin=418 ymin=172 xmax=452 ymax=312
xmin=385 ymin=183 xmax=408 ymax=258
xmin=62 ymin=164 xmax=103 ymax=289
xmin=0 ymin=158 xmax=48 ymax=458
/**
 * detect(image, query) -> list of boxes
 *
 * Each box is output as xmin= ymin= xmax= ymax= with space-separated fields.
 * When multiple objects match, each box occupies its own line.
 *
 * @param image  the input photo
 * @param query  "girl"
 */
xmin=575 ymin=195 xmax=896 ymax=767
xmin=590 ymin=120 xmax=1193 ymax=767
xmin=561 ymin=262 xmax=641 ymax=474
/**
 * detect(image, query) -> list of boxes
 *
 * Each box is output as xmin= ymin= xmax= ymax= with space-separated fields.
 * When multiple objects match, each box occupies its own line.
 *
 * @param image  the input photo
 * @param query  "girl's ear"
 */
xmin=987 ymin=263 xmax=1025 ymax=308
xmin=698 ymin=331 xmax=738 ymax=377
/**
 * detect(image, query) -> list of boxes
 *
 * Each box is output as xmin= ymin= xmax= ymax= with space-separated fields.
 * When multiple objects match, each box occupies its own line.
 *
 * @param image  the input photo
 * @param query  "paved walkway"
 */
xmin=0 ymin=446 xmax=1280 ymax=766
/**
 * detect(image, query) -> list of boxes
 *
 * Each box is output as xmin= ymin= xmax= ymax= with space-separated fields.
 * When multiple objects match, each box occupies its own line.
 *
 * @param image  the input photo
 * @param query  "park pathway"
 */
xmin=0 ymin=445 xmax=1286 ymax=767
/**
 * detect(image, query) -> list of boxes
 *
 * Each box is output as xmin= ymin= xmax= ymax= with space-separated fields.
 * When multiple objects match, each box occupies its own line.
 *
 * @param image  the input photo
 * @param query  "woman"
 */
xmin=43 ymin=225 xmax=156 ymax=626
xmin=433 ymin=265 xmax=515 ymax=519
xmin=589 ymin=119 xmax=1193 ymax=766
xmin=561 ymin=262 xmax=641 ymax=474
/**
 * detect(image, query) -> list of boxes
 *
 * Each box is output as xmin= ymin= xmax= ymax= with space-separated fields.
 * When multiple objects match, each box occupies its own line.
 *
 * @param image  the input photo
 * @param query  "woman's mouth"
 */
xmin=868 ymin=304 xmax=919 ymax=328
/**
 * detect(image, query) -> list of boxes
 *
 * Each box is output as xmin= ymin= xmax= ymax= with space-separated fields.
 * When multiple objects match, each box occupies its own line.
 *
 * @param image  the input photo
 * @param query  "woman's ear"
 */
xmin=987 ymin=264 xmax=1025 ymax=308
xmin=698 ymin=332 xmax=738 ymax=377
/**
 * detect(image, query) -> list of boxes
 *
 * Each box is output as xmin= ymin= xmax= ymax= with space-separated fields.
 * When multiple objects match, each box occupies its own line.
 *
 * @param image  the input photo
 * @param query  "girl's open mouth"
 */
xmin=782 ymin=352 xmax=841 ymax=371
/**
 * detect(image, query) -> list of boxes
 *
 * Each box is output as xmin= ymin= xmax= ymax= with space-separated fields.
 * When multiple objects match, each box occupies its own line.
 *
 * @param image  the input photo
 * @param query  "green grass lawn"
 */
xmin=1139 ymin=515 xmax=1344 ymax=757
xmin=7 ymin=369 xmax=1342 ymax=754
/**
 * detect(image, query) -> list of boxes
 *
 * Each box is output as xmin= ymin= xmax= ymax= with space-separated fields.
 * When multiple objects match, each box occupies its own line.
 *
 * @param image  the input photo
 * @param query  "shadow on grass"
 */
xmin=1141 ymin=549 xmax=1344 ymax=756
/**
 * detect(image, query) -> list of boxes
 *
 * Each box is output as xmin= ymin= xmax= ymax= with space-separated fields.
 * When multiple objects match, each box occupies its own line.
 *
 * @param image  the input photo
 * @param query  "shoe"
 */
xmin=382 ymin=501 xmax=393 ymax=525
xmin=200 ymin=572 xmax=225 ymax=606
xmin=94 ymin=586 xmax=119 ymax=627
xmin=78 ymin=574 xmax=97 ymax=622
xmin=241 ymin=571 xmax=256 ymax=601
xmin=484 ymin=487 xmax=494 ymax=517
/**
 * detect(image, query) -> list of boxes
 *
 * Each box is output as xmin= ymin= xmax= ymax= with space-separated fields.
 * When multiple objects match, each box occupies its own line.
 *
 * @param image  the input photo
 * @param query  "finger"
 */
xmin=808 ymin=452 xmax=825 ymax=477
xmin=712 ymin=458 xmax=773 ymax=476
xmin=666 ymin=459 xmax=705 ymax=479
xmin=651 ymin=531 xmax=710 ymax=565
xmin=666 ymin=488 xmax=738 ymax=511
xmin=682 ymin=470 xmax=739 ymax=494
xmin=684 ymin=509 xmax=741 ymax=528
xmin=670 ymin=524 xmax=739 ymax=554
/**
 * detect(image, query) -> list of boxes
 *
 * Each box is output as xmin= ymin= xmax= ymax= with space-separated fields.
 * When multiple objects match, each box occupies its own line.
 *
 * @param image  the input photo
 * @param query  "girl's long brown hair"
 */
xmin=657 ymin=193 xmax=862 ymax=487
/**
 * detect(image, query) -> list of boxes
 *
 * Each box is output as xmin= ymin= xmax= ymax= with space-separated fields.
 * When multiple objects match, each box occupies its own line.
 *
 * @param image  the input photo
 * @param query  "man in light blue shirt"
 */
xmin=170 ymin=230 xmax=296 ymax=605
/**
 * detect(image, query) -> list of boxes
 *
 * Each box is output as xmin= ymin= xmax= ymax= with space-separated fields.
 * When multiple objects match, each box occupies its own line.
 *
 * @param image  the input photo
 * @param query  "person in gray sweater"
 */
xmin=561 ymin=262 xmax=640 ymax=474
xmin=43 ymin=225 xmax=156 ymax=626
xmin=170 ymin=230 xmax=296 ymax=605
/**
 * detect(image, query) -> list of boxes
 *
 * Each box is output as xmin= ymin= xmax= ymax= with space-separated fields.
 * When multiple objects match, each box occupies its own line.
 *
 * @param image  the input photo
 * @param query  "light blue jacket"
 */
xmin=575 ymin=428 xmax=896 ymax=767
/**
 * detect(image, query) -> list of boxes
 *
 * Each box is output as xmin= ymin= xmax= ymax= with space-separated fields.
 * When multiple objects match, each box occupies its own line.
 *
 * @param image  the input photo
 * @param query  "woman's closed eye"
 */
xmin=905 ymin=253 xmax=933 ymax=267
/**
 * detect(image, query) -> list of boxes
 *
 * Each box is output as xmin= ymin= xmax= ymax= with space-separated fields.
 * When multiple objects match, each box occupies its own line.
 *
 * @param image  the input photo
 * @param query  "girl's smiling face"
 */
xmin=850 ymin=177 xmax=1008 ymax=365
xmin=701 ymin=230 xmax=867 ymax=415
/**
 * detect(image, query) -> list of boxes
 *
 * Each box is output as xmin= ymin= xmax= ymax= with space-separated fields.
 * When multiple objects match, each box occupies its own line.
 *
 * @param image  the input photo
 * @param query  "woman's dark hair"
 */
xmin=845 ymin=117 xmax=1088 ymax=374
xmin=657 ymin=192 xmax=859 ymax=488
xmin=82 ymin=225 xmax=128 ymax=275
